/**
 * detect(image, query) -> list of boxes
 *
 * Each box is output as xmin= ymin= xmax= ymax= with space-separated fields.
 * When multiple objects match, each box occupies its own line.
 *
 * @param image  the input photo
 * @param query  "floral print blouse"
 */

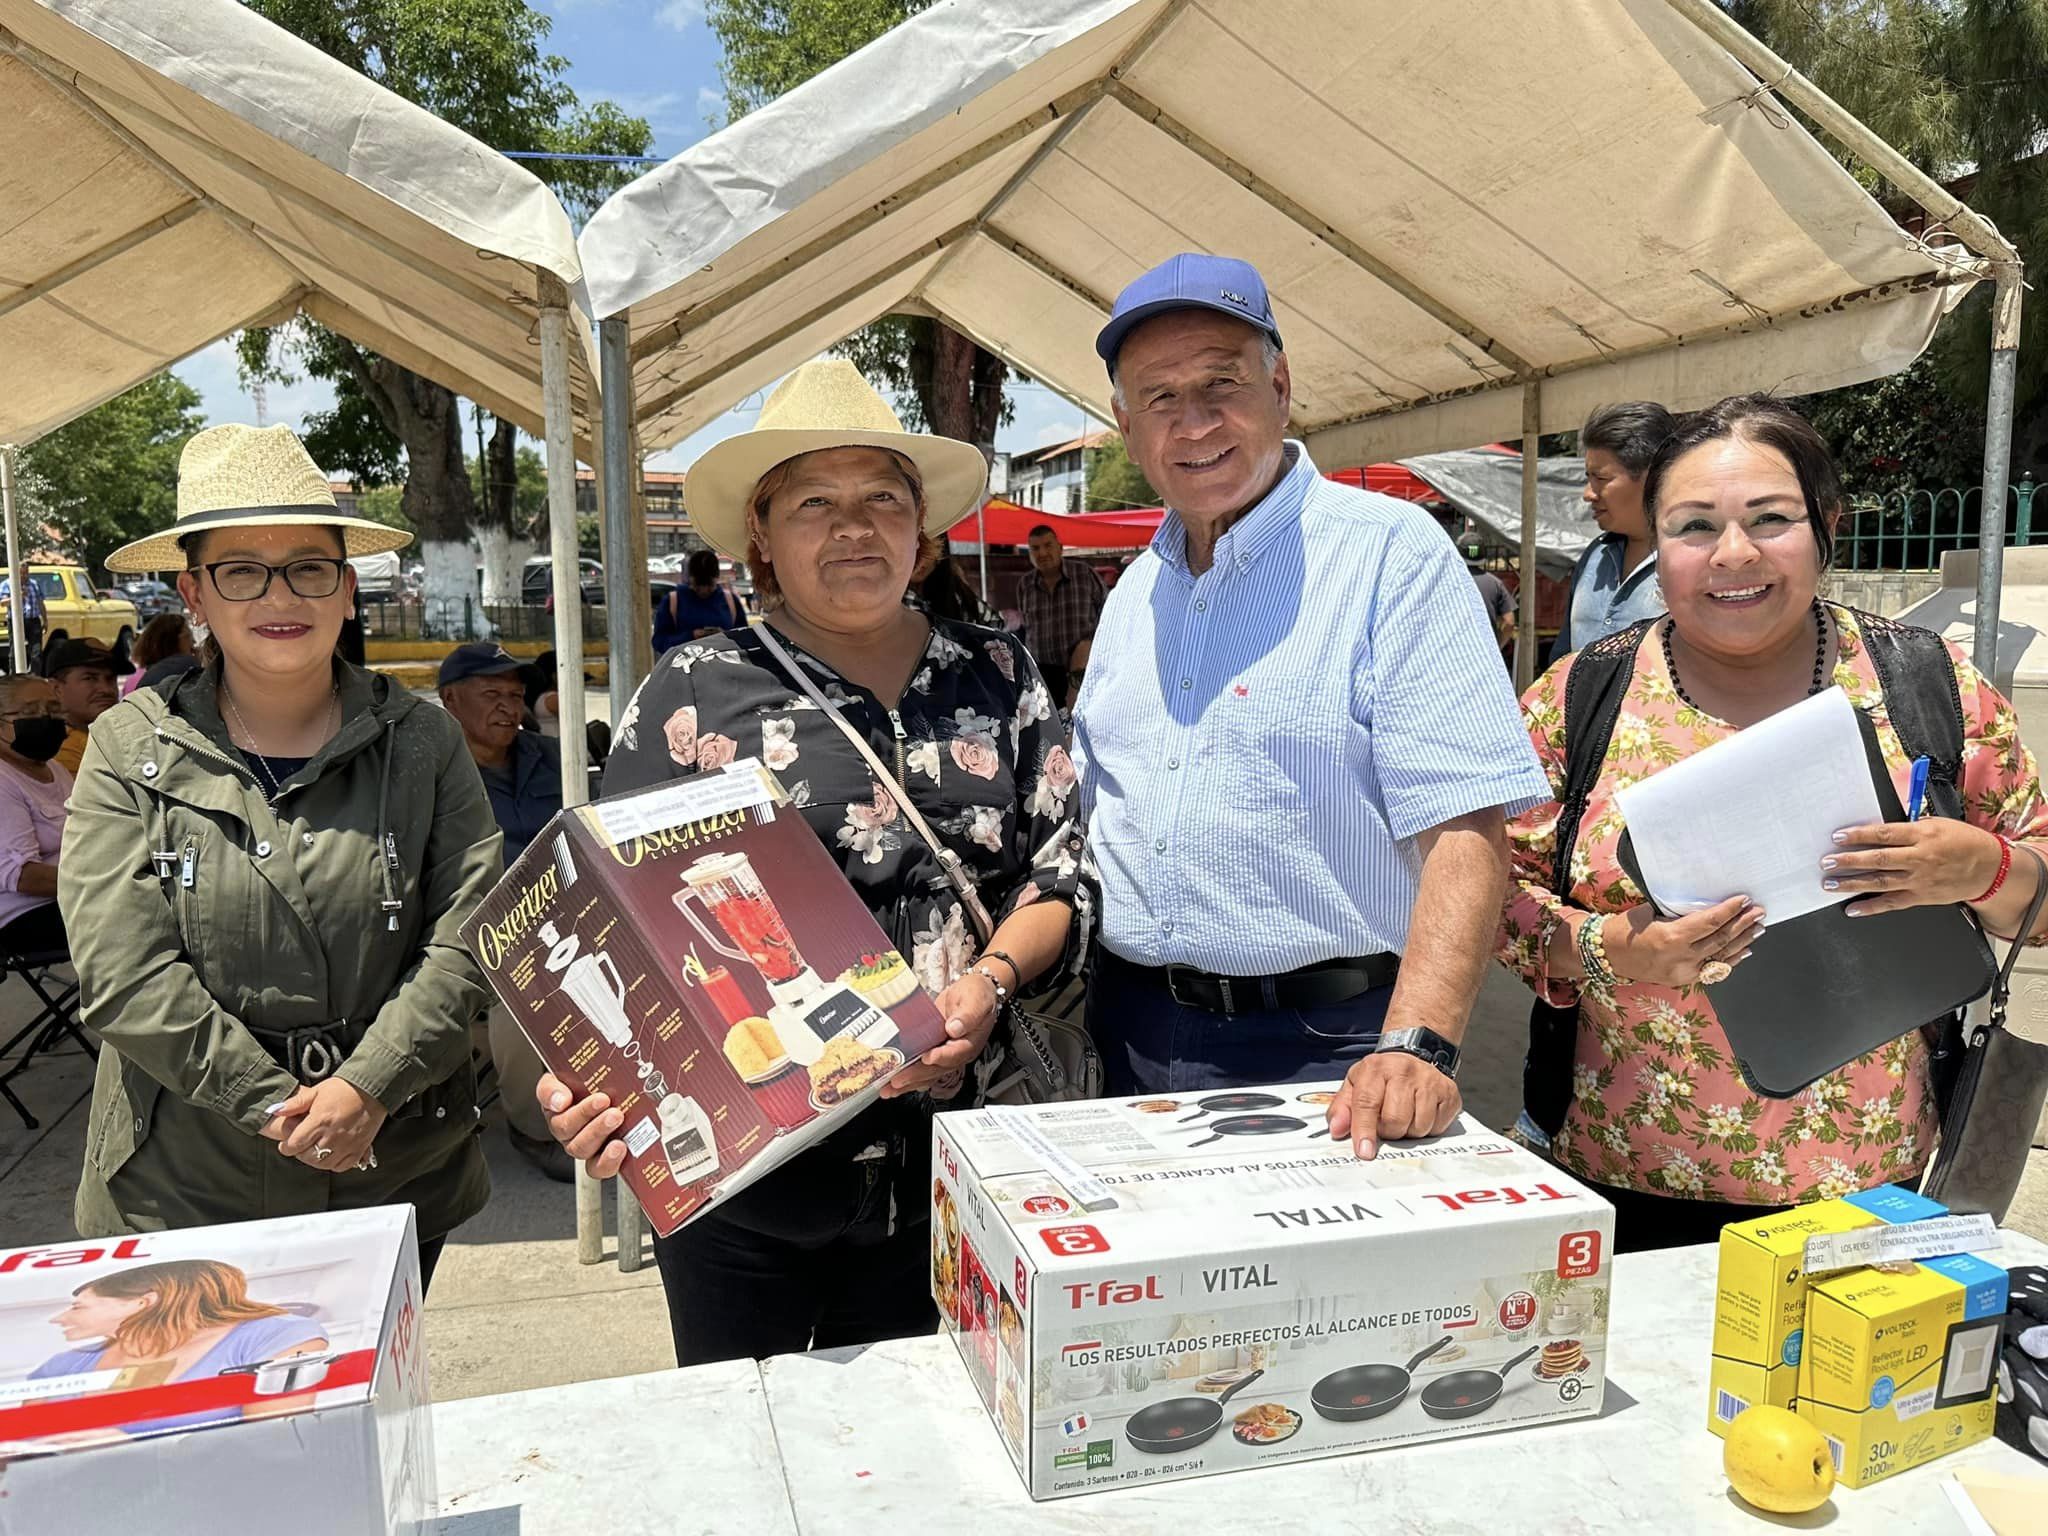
xmin=1497 ymin=606 xmax=2047 ymax=1205
xmin=606 ymin=613 xmax=1094 ymax=1026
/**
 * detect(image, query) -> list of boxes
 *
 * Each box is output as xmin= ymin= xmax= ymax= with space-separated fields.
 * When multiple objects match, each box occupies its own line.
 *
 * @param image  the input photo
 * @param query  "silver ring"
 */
xmin=312 ymin=1145 xmax=334 ymax=1162
xmin=359 ymin=1150 xmax=378 ymax=1172
xmin=1697 ymin=961 xmax=1734 ymax=987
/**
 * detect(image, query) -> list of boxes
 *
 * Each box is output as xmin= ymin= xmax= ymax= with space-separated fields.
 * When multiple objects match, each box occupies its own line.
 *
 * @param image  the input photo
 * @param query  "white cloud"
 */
xmin=656 ymin=0 xmax=706 ymax=30
xmin=602 ymin=87 xmax=689 ymax=137
xmin=696 ymin=84 xmax=724 ymax=129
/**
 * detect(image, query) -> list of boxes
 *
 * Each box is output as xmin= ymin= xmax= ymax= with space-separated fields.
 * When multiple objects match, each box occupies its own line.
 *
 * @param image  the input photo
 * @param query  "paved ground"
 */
xmin=3 ymin=962 xmax=2042 ymax=1404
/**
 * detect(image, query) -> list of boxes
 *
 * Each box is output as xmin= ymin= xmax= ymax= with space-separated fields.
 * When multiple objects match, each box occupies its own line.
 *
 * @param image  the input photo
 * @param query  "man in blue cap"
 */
xmin=438 ymin=642 xmax=571 ymax=1180
xmin=1071 ymin=253 xmax=1549 ymax=1159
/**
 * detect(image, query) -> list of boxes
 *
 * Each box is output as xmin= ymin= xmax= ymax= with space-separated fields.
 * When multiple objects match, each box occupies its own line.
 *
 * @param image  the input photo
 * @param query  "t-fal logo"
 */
xmin=0 ymin=1238 xmax=148 ymax=1273
xmin=1063 ymin=1276 xmax=1164 ymax=1309
xmin=938 ymin=1141 xmax=959 ymax=1182
xmin=1424 ymin=1184 xmax=1576 ymax=1213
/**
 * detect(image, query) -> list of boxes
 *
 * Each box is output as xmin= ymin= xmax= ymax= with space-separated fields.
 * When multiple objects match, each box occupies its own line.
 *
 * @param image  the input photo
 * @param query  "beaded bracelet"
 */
xmin=980 ymin=948 xmax=1023 ymax=992
xmin=968 ymin=964 xmax=1012 ymax=1007
xmin=1972 ymin=833 xmax=2015 ymax=904
xmin=1575 ymin=912 xmax=1618 ymax=991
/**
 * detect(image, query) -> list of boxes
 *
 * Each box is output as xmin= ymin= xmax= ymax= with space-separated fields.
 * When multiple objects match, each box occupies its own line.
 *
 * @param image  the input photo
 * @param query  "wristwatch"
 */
xmin=1374 ymin=1026 xmax=1461 ymax=1081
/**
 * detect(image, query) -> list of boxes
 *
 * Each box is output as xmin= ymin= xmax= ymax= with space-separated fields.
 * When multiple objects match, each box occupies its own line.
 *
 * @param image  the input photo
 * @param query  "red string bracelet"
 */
xmin=1972 ymin=833 xmax=2014 ymax=904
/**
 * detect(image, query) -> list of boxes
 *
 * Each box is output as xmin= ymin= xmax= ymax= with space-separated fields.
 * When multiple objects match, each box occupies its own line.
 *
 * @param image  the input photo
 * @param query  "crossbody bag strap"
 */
xmin=1989 ymin=844 xmax=2048 ymax=1033
xmin=753 ymin=625 xmax=998 ymax=945
xmin=1551 ymin=620 xmax=1652 ymax=891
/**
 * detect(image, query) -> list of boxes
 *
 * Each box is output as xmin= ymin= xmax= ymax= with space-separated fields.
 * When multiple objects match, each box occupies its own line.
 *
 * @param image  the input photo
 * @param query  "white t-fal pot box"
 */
xmin=932 ymin=1087 xmax=1615 ymax=1499
xmin=0 ymin=1208 xmax=433 ymax=1536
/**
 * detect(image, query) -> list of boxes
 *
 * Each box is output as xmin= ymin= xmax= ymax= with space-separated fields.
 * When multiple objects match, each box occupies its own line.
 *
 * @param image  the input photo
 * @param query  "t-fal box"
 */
xmin=0 ymin=1208 xmax=432 ymax=1536
xmin=464 ymin=758 xmax=947 ymax=1235
xmin=931 ymin=1088 xmax=1615 ymax=1499
xmin=1799 ymin=1253 xmax=2007 ymax=1488
xmin=1707 ymin=1185 xmax=1945 ymax=1436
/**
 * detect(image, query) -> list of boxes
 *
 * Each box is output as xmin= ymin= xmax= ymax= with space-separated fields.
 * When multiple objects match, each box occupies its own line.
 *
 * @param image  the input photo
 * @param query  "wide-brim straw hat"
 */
xmin=684 ymin=359 xmax=989 ymax=563
xmin=106 ymin=423 xmax=414 ymax=574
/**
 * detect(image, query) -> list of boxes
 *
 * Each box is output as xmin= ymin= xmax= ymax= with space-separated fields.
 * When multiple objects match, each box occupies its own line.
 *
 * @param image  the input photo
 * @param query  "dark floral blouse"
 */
xmin=605 ymin=615 xmax=1095 ymax=1016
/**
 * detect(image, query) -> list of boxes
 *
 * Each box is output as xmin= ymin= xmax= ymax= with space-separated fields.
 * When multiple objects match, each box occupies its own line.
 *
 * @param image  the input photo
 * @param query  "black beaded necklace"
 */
xmin=1662 ymin=597 xmax=1829 ymax=713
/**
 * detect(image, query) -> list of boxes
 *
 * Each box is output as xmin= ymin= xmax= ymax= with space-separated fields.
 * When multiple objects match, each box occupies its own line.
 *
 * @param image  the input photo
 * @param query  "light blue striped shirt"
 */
xmin=1071 ymin=443 xmax=1550 ymax=973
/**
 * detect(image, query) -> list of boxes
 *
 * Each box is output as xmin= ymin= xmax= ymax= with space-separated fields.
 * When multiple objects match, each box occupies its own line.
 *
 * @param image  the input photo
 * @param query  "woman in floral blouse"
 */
xmin=539 ymin=361 xmax=1093 ymax=1363
xmin=1498 ymin=396 xmax=2048 ymax=1252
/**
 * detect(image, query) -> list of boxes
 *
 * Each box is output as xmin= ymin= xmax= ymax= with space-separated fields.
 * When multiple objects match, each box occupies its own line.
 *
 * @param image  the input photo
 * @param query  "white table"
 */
xmin=430 ymin=1359 xmax=795 ymax=1536
xmin=433 ymin=1239 xmax=2048 ymax=1534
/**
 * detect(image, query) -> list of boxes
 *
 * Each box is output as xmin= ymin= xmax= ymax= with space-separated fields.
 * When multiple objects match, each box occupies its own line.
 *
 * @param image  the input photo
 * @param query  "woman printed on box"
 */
xmin=538 ymin=360 xmax=1094 ymax=1365
xmin=31 ymin=1258 xmax=329 ymax=1432
xmin=1497 ymin=395 xmax=2048 ymax=1253
xmin=60 ymin=425 xmax=502 ymax=1290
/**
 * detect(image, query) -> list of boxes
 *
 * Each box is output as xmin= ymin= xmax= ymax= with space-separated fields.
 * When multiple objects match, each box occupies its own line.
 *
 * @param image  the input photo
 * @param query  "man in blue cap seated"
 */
xmin=1070 ymin=253 xmax=1550 ymax=1159
xmin=438 ymin=642 xmax=571 ymax=1181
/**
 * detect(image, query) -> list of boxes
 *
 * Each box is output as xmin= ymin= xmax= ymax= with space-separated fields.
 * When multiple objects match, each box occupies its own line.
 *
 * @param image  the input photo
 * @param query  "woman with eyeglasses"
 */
xmin=59 ymin=426 xmax=501 ymax=1288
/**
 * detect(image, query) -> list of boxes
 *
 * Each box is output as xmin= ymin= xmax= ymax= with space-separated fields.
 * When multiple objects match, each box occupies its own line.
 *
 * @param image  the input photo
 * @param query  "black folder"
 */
xmin=1616 ymin=715 xmax=1995 ymax=1099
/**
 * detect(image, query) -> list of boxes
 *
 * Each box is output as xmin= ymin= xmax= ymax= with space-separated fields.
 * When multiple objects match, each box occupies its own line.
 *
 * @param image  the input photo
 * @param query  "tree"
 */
xmin=708 ymin=0 xmax=1010 ymax=450
xmin=234 ymin=0 xmax=650 ymax=625
xmin=1736 ymin=1 xmax=2048 ymax=486
xmin=16 ymin=374 xmax=204 ymax=576
xmin=1084 ymin=436 xmax=1158 ymax=512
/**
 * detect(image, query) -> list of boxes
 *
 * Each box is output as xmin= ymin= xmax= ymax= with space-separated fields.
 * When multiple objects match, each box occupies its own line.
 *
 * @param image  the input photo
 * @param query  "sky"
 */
xmin=169 ymin=0 xmax=1100 ymax=479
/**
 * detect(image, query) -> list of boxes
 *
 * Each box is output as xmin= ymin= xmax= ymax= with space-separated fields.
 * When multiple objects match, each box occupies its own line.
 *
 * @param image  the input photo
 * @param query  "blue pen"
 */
xmin=1906 ymin=755 xmax=1931 ymax=821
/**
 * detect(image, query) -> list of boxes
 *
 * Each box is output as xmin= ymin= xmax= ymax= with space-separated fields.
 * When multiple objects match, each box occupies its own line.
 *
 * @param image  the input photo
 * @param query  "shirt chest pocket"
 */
xmin=1209 ymin=668 xmax=1356 ymax=819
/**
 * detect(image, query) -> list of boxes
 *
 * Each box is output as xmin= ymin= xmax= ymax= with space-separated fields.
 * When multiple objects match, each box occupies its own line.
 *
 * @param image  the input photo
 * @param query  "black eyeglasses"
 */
xmin=197 ymin=558 xmax=348 ymax=602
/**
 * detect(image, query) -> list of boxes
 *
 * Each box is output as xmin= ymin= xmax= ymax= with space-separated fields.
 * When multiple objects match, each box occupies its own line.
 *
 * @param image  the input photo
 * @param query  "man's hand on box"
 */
xmin=882 ymin=969 xmax=1001 ymax=1099
xmin=539 ymin=1072 xmax=629 ymax=1179
xmin=1327 ymin=1051 xmax=1461 ymax=1161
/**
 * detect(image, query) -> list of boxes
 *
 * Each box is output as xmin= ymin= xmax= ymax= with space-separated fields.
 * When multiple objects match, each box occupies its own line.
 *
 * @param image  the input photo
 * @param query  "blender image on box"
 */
xmin=673 ymin=848 xmax=900 ymax=1075
xmin=539 ymin=919 xmax=717 ymax=1188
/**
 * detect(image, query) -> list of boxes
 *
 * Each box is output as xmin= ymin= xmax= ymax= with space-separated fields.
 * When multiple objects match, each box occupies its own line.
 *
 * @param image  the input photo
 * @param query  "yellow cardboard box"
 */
xmin=1708 ymin=1185 xmax=1944 ymax=1438
xmin=1799 ymin=1253 xmax=2007 ymax=1489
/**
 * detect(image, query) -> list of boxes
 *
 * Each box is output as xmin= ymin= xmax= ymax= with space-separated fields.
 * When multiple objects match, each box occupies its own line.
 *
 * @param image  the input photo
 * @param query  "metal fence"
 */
xmin=359 ymin=598 xmax=609 ymax=644
xmin=1835 ymin=476 xmax=2038 ymax=571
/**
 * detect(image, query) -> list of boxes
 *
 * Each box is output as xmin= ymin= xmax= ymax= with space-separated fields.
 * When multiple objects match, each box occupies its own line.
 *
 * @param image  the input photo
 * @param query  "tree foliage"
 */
xmin=16 ymin=374 xmax=205 ymax=575
xmin=1084 ymin=436 xmax=1159 ymax=512
xmin=234 ymin=0 xmax=650 ymax=563
xmin=707 ymin=0 xmax=1009 ymax=447
xmin=1739 ymin=1 xmax=2048 ymax=482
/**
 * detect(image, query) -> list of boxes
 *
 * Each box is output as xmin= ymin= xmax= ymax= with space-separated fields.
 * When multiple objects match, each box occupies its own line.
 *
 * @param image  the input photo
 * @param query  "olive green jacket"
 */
xmin=60 ymin=663 xmax=500 ymax=1239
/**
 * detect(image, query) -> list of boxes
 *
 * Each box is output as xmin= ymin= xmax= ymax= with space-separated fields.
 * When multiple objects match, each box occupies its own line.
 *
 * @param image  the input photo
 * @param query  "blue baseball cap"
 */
xmin=438 ymin=642 xmax=528 ymax=688
xmin=1095 ymin=253 xmax=1283 ymax=373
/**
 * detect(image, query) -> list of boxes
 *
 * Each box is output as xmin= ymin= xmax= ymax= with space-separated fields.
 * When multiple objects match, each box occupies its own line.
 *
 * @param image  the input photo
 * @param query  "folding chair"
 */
xmin=0 ymin=944 xmax=93 ymax=1129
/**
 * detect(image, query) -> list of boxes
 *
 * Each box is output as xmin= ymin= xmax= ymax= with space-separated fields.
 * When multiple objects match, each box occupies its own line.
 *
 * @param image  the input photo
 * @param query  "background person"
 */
xmin=437 ymin=642 xmax=571 ymax=1183
xmin=30 ymin=1258 xmax=328 ymax=1433
xmin=1497 ymin=394 xmax=2048 ymax=1252
xmin=62 ymin=424 xmax=501 ymax=1291
xmin=0 ymin=674 xmax=70 ymax=961
xmin=912 ymin=551 xmax=999 ymax=627
xmin=1 ymin=570 xmax=47 ymax=674
xmin=1556 ymin=401 xmax=1677 ymax=657
xmin=42 ymin=636 xmax=126 ymax=776
xmin=540 ymin=360 xmax=1092 ymax=1366
xmin=123 ymin=614 xmax=195 ymax=697
xmin=1015 ymin=523 xmax=1105 ymax=705
xmin=653 ymin=548 xmax=746 ymax=653
xmin=1072 ymin=254 xmax=1549 ymax=1156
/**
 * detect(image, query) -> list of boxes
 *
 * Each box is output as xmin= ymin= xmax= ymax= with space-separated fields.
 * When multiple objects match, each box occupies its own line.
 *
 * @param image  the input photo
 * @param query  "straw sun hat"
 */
xmin=684 ymin=359 xmax=990 ymax=563
xmin=106 ymin=423 xmax=414 ymax=574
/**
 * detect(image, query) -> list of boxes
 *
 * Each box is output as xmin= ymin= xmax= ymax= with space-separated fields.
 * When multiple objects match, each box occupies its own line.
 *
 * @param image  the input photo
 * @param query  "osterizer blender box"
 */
xmin=932 ymin=1091 xmax=1615 ymax=1500
xmin=464 ymin=758 xmax=947 ymax=1235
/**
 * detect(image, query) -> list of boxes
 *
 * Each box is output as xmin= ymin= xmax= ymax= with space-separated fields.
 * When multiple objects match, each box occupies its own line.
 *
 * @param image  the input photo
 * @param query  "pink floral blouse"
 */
xmin=1498 ymin=606 xmax=2047 ymax=1204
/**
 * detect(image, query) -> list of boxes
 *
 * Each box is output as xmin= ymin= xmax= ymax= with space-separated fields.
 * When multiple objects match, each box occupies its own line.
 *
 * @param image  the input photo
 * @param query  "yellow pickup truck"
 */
xmin=0 ymin=564 xmax=139 ymax=656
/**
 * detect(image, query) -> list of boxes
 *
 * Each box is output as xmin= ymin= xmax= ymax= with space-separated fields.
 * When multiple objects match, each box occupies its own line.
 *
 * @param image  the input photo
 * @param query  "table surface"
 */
xmin=432 ymin=1236 xmax=2048 ymax=1535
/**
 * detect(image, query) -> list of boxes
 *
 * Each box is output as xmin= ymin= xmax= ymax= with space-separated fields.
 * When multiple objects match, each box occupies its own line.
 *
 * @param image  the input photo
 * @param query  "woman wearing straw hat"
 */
xmin=59 ymin=425 xmax=501 ymax=1288
xmin=538 ymin=360 xmax=1095 ymax=1364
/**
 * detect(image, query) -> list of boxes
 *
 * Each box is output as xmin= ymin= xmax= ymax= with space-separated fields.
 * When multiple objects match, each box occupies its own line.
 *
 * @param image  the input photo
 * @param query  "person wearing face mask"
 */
xmin=59 ymin=424 xmax=501 ymax=1289
xmin=0 ymin=675 xmax=73 ymax=962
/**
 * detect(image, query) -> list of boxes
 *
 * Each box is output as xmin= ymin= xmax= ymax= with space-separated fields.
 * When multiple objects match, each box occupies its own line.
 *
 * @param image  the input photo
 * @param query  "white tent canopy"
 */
xmin=580 ymin=0 xmax=1990 ymax=464
xmin=0 ymin=0 xmax=597 ymax=450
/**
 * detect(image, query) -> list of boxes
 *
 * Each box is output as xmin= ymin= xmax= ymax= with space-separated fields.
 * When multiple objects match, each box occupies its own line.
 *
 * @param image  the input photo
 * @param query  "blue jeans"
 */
xmin=1088 ymin=951 xmax=1391 ymax=1095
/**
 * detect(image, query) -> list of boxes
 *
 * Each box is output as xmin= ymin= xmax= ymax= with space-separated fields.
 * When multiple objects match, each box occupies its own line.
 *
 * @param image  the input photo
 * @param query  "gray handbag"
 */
xmin=1922 ymin=844 xmax=2048 ymax=1222
xmin=754 ymin=627 xmax=1101 ymax=1106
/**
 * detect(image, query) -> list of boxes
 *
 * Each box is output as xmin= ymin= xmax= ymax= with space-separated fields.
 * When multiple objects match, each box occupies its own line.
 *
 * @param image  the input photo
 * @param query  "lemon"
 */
xmin=1723 ymin=1405 xmax=1836 ymax=1515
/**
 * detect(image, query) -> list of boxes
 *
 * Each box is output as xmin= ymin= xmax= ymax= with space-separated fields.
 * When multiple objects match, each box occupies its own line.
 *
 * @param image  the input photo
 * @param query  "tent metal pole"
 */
xmin=1 ymin=446 xmax=23 ymax=675
xmin=1518 ymin=382 xmax=1541 ymax=690
xmin=1975 ymin=267 xmax=2024 ymax=678
xmin=539 ymin=274 xmax=601 ymax=1266
xmin=978 ymin=505 xmax=990 ymax=602
xmin=596 ymin=313 xmax=649 ymax=1275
